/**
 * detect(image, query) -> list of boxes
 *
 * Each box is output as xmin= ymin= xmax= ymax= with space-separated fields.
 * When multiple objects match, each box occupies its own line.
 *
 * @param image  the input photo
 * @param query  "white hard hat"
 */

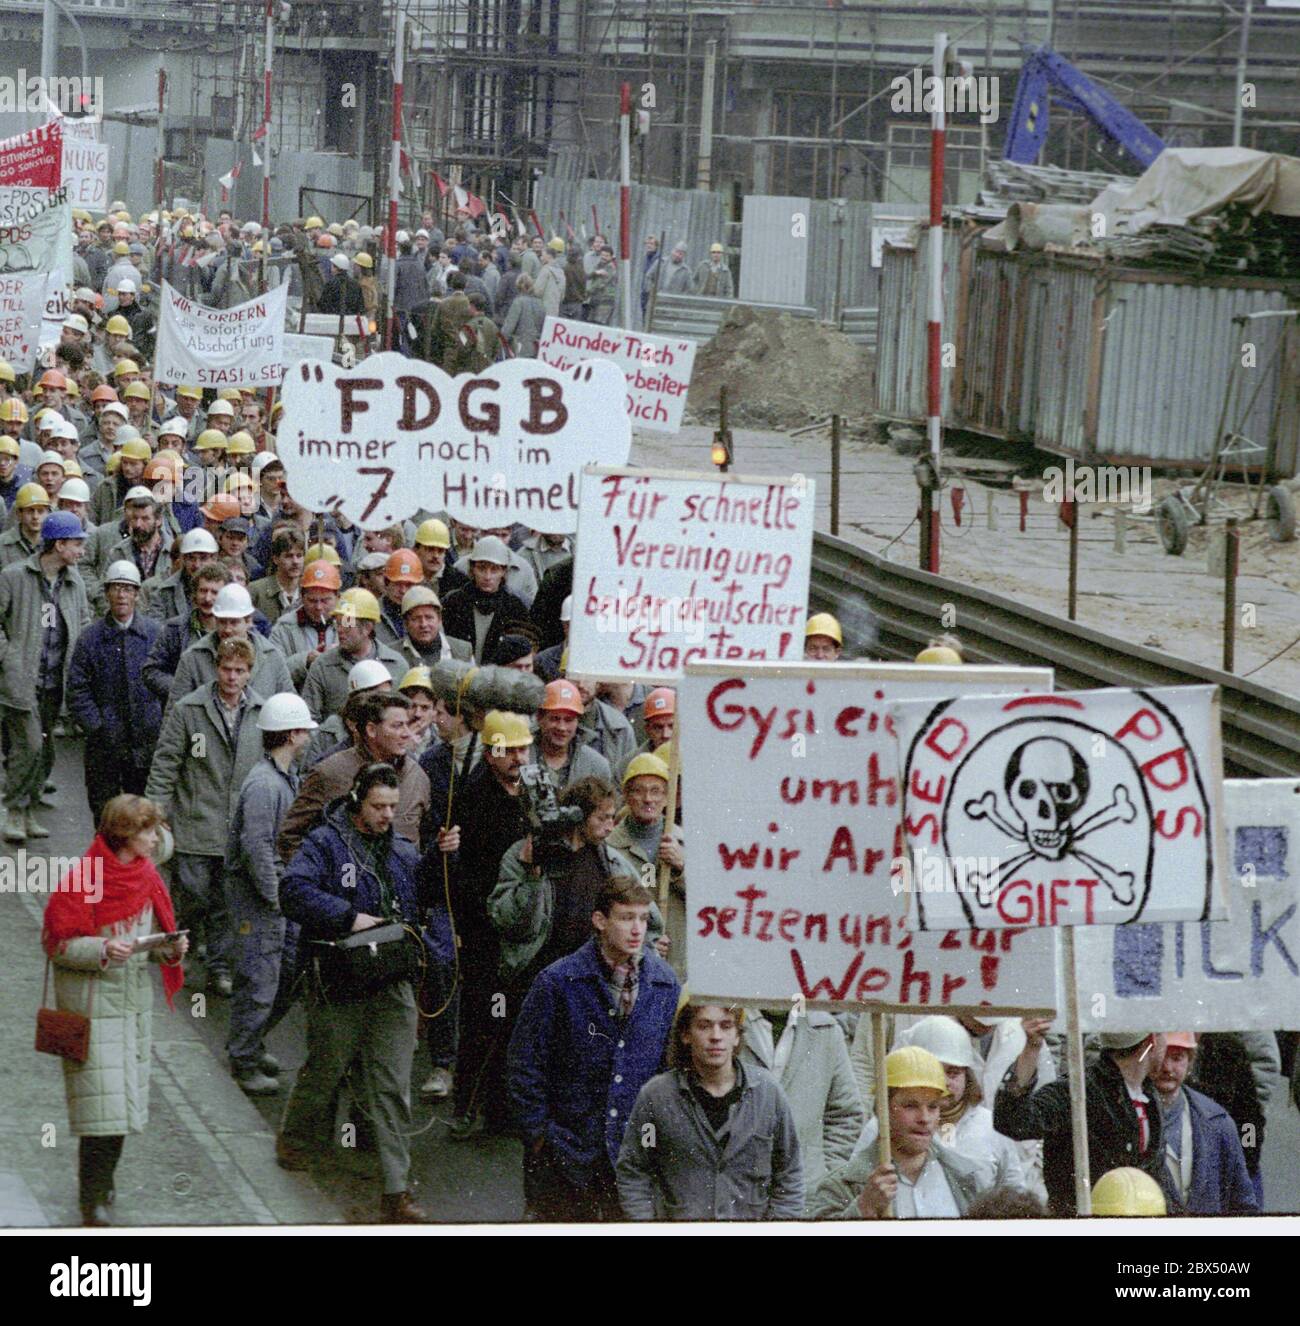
xmin=560 ymin=595 xmax=572 ymax=623
xmin=38 ymin=412 xmax=65 ymax=430
xmin=347 ymin=658 xmax=392 ymax=693
xmin=330 ymin=252 xmax=350 ymax=270
xmin=206 ymin=398 xmax=235 ymax=417
xmin=257 ymin=691 xmax=318 ymax=732
xmin=63 ymin=313 xmax=89 ymax=334
xmin=179 ymin=528 xmax=219 ymax=555
xmin=123 ymin=485 xmax=156 ymax=504
xmin=117 ymin=277 xmax=137 ymax=294
xmin=252 ymin=450 xmax=282 ymax=480
xmin=54 ymin=420 xmax=80 ymax=440
xmin=103 ymin=559 xmax=142 ymax=587
xmin=39 ymin=449 xmax=64 ymax=467
xmin=212 ymin=583 xmax=254 ymax=619
xmin=158 ymin=416 xmax=187 ymax=437
xmin=58 ymin=478 xmax=91 ymax=503
xmin=900 ymin=1016 xmax=980 ymax=1071
xmin=102 ymin=402 xmax=129 ymax=420
xmin=395 ymin=229 xmax=411 ymax=244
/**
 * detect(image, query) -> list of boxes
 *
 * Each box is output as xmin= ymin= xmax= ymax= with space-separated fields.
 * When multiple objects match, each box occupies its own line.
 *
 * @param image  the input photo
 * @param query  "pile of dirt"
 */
xmin=685 ymin=306 xmax=874 ymax=429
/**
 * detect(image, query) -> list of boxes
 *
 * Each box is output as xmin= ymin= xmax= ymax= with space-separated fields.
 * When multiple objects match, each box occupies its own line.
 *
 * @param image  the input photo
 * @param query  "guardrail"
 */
xmin=810 ymin=530 xmax=1300 ymax=778
xmin=648 ymin=292 xmax=818 ymax=343
xmin=839 ymin=306 xmax=879 ymax=349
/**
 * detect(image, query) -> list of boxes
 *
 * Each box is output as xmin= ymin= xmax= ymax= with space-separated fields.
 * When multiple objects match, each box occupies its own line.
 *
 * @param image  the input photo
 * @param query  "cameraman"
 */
xmin=489 ymin=776 xmax=666 ymax=987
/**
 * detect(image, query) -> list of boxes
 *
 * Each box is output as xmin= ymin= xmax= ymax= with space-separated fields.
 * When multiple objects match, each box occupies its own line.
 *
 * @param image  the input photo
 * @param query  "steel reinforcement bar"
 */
xmin=811 ymin=531 xmax=1300 ymax=778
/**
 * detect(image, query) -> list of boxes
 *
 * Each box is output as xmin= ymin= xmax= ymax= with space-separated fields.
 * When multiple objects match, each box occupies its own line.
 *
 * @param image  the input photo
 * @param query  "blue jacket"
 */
xmin=226 ymin=756 xmax=300 ymax=908
xmin=1178 ymin=1085 xmax=1259 ymax=1215
xmin=142 ymin=610 xmax=204 ymax=703
xmin=66 ymin=612 xmax=163 ymax=763
xmin=0 ymin=464 xmax=32 ymax=511
xmin=507 ymin=937 xmax=680 ymax=1175
xmin=281 ymin=800 xmax=429 ymax=943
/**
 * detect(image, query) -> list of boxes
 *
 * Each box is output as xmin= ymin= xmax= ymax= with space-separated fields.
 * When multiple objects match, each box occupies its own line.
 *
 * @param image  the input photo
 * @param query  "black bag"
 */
xmin=310 ymin=923 xmax=422 ymax=1003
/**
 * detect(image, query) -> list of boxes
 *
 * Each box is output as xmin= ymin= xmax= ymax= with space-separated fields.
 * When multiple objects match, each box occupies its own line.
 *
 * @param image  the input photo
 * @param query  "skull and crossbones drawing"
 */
xmin=961 ymin=736 xmax=1138 ymax=908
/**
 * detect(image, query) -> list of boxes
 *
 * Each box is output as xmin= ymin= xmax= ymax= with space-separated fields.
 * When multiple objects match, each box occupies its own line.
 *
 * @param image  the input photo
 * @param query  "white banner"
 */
xmin=680 ymin=662 xmax=1058 ymax=1011
xmin=60 ymin=120 xmax=108 ymax=212
xmin=153 ymin=279 xmax=288 ymax=388
xmin=0 ymin=269 xmax=49 ymax=370
xmin=277 ymin=352 xmax=632 ymax=532
xmin=568 ymin=466 xmax=814 ymax=683
xmin=537 ymin=317 xmax=697 ymax=433
xmin=894 ymin=686 xmax=1228 ymax=931
xmin=39 ymin=267 xmax=69 ymax=349
xmin=1077 ymin=779 xmax=1300 ymax=1031
xmin=282 ymin=332 xmax=335 ymax=367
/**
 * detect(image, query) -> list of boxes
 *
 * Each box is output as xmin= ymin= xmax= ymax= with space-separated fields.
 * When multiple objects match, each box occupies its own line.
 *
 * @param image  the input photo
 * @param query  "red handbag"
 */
xmin=35 ymin=958 xmax=94 ymax=1063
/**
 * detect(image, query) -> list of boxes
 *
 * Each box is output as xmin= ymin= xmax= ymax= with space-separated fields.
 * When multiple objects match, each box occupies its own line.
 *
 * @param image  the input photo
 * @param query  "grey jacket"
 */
xmin=808 ymin=1136 xmax=989 ymax=1220
xmin=144 ymin=684 xmax=267 ymax=857
xmin=536 ymin=740 xmax=612 ymax=794
xmin=740 ymin=1012 xmax=864 ymax=1204
xmin=617 ymin=1064 xmax=804 ymax=1221
xmin=141 ymin=570 xmax=189 ymax=624
xmin=300 ymin=640 xmax=407 ymax=722
xmin=83 ymin=533 xmax=174 ymax=613
xmin=269 ymin=607 xmax=338 ymax=688
xmin=501 ymin=294 xmax=545 ymax=357
xmin=167 ymin=629 xmax=292 ymax=712
xmin=580 ymin=699 xmax=638 ymax=783
xmin=225 ymin=755 xmax=299 ymax=907
xmin=0 ymin=554 xmax=91 ymax=710
xmin=0 ymin=527 xmax=39 ymax=568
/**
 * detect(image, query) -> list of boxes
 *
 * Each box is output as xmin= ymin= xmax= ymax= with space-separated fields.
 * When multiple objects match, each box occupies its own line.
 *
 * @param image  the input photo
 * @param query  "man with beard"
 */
xmin=142 ymin=527 xmax=219 ymax=623
xmin=83 ymin=488 xmax=171 ymax=612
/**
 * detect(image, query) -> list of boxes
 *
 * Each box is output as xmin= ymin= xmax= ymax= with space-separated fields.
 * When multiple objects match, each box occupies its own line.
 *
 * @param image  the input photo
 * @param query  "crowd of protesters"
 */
xmin=21 ymin=198 xmax=1287 ymax=1226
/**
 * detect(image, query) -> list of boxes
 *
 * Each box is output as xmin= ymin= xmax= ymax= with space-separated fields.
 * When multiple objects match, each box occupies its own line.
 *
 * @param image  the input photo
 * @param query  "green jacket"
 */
xmin=488 ymin=837 xmax=663 ymax=980
xmin=0 ymin=553 xmax=91 ymax=711
xmin=166 ymin=628 xmax=292 ymax=712
xmin=145 ymin=683 xmax=267 ymax=856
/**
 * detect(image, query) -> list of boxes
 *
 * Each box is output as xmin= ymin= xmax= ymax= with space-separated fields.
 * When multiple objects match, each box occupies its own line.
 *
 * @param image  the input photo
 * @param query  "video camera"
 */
xmin=519 ymin=764 xmax=584 ymax=843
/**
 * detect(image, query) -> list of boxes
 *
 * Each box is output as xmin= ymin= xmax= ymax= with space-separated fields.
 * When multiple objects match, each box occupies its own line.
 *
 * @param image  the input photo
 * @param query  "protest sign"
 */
xmin=282 ymin=332 xmax=334 ymax=367
xmin=301 ymin=313 xmax=368 ymax=338
xmin=1076 ymin=778 xmax=1300 ymax=1031
xmin=277 ymin=351 xmax=631 ymax=532
xmin=893 ymin=685 xmax=1227 ymax=931
xmin=0 ymin=270 xmax=48 ymax=369
xmin=567 ymin=466 xmax=814 ymax=683
xmin=0 ymin=120 xmax=62 ymax=191
xmin=153 ymin=279 xmax=288 ymax=388
xmin=40 ymin=272 xmax=70 ymax=349
xmin=680 ymin=662 xmax=1058 ymax=1011
xmin=60 ymin=120 xmax=108 ymax=211
xmin=537 ymin=317 xmax=696 ymax=433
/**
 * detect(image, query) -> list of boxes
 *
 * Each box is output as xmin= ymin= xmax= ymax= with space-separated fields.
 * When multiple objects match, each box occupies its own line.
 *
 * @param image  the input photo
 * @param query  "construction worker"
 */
xmin=810 ymin=1046 xmax=990 ymax=1219
xmin=0 ymin=435 xmax=31 ymax=509
xmin=394 ymin=584 xmax=472 ymax=668
xmin=804 ymin=612 xmax=844 ymax=662
xmin=250 ymin=528 xmax=306 ymax=622
xmin=269 ymin=558 xmax=341 ymax=688
xmin=376 ymin=547 xmax=424 ymax=646
xmin=635 ymin=686 xmax=675 ymax=755
xmin=916 ymin=633 xmax=964 ymax=665
xmin=694 ymin=242 xmax=734 ymax=299
xmin=301 ymin=587 xmax=405 ymax=722
xmin=142 ymin=526 xmax=219 ymax=623
xmin=1091 ymin=1167 xmax=1167 ymax=1218
xmin=535 ymin=678 xmax=612 ymax=791
xmin=1153 ymin=1032 xmax=1257 ymax=1214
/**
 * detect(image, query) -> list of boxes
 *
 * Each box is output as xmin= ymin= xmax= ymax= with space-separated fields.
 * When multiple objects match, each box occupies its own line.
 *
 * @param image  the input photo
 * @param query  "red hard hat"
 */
xmin=38 ymin=369 xmax=68 ymax=390
xmin=1164 ymin=1032 xmax=1197 ymax=1050
xmin=384 ymin=549 xmax=424 ymax=584
xmin=540 ymin=679 xmax=583 ymax=714
xmin=302 ymin=560 xmax=342 ymax=591
xmin=645 ymin=686 xmax=676 ymax=716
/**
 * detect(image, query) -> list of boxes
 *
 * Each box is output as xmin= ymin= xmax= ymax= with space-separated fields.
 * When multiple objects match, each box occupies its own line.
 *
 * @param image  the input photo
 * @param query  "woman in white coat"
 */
xmin=850 ymin=1015 xmax=1027 ymax=1193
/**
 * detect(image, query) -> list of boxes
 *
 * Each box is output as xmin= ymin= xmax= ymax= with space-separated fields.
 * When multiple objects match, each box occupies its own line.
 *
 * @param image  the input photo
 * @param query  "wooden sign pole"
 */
xmin=872 ymin=1010 xmax=893 ymax=1219
xmin=1062 ymin=927 xmax=1093 ymax=1216
xmin=656 ymin=729 xmax=681 ymax=910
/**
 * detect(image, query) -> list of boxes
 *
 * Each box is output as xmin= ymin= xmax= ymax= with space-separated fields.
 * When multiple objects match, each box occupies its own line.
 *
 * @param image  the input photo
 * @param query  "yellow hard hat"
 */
xmin=805 ymin=612 xmax=843 ymax=645
xmin=66 ymin=379 xmax=80 ymax=398
xmin=305 ymin=542 xmax=343 ymax=566
xmin=332 ymin=586 xmax=382 ymax=623
xmin=218 ymin=388 xmax=243 ymax=402
xmin=0 ymin=435 xmax=20 ymax=457
xmin=0 ymin=359 xmax=14 ymax=384
xmin=305 ymin=216 xmax=325 ymax=229
xmin=884 ymin=1045 xmax=947 ymax=1094
xmin=547 ymin=236 xmax=565 ymax=253
xmin=15 ymin=482 xmax=51 ymax=510
xmin=1091 ymin=1168 xmax=1167 ymax=1217
xmin=415 ymin=518 xmax=451 ymax=549
xmin=916 ymin=646 xmax=963 ymax=665
xmin=623 ymin=753 xmax=670 ymax=787
xmin=112 ymin=359 xmax=140 ymax=378
xmin=113 ymin=240 xmax=129 ymax=256
xmin=354 ymin=252 xmax=374 ymax=269
xmin=62 ymin=459 xmax=84 ymax=477
xmin=105 ymin=315 xmax=131 ymax=337
xmin=0 ymin=398 xmax=27 ymax=424
xmin=195 ymin=428 xmax=228 ymax=451
xmin=223 ymin=471 xmax=256 ymax=493
xmin=122 ymin=381 xmax=150 ymax=401
xmin=106 ymin=452 xmax=122 ymax=475
xmin=651 ymin=741 xmax=675 ymax=769
xmin=177 ymin=385 xmax=203 ymax=401
xmin=399 ymin=666 xmax=434 ymax=693
xmin=225 ymin=430 xmax=257 ymax=455
xmin=119 ymin=438 xmax=152 ymax=462
xmin=481 ymin=710 xmax=534 ymax=750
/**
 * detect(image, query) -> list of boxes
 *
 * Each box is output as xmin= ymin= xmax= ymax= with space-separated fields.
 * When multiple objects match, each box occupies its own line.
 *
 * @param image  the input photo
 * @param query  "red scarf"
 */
xmin=42 ymin=835 xmax=184 ymax=1009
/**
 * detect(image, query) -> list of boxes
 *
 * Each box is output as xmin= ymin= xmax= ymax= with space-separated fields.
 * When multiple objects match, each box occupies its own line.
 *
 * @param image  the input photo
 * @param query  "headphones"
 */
xmin=350 ymin=761 xmax=396 ymax=806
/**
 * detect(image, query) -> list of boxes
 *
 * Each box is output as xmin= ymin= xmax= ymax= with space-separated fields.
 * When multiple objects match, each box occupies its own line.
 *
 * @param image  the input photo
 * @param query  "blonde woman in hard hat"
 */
xmin=848 ymin=1016 xmax=1028 ymax=1197
xmin=810 ymin=1046 xmax=992 ymax=1219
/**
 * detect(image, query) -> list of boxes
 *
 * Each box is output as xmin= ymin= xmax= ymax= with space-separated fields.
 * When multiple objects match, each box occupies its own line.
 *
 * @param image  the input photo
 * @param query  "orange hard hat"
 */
xmin=301 ymin=559 xmax=342 ymax=591
xmin=201 ymin=495 xmax=242 ymax=524
xmin=384 ymin=548 xmax=424 ymax=584
xmin=38 ymin=369 xmax=68 ymax=390
xmin=1164 ymin=1032 xmax=1197 ymax=1050
xmin=540 ymin=679 xmax=583 ymax=714
xmin=90 ymin=384 xmax=119 ymax=404
xmin=645 ymin=686 xmax=676 ymax=717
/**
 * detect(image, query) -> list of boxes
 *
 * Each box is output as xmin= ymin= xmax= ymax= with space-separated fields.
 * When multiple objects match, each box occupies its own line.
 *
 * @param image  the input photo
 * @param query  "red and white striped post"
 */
xmin=383 ymin=8 xmax=405 ymax=351
xmin=924 ymin=31 xmax=946 ymax=574
xmin=619 ymin=82 xmax=632 ymax=329
xmin=260 ymin=0 xmax=274 ymax=294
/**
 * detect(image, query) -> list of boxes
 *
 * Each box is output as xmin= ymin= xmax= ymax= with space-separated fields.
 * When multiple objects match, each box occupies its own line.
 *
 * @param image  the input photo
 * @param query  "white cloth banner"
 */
xmin=153 ymin=279 xmax=288 ymax=388
xmin=680 ymin=662 xmax=1058 ymax=1011
xmin=1077 ymin=778 xmax=1300 ymax=1031
xmin=60 ymin=120 xmax=108 ymax=212
xmin=0 ymin=270 xmax=49 ymax=370
xmin=568 ymin=466 xmax=814 ymax=683
xmin=537 ymin=317 xmax=697 ymax=433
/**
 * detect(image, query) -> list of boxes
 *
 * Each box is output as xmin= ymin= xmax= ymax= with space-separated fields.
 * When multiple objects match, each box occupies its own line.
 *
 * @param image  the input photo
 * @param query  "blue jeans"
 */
xmin=225 ymin=871 xmax=301 ymax=1075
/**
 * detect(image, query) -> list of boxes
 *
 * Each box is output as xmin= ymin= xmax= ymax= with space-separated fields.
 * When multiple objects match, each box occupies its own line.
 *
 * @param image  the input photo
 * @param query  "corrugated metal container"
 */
xmin=874 ymin=225 xmax=964 ymax=425
xmin=956 ymin=248 xmax=1029 ymax=438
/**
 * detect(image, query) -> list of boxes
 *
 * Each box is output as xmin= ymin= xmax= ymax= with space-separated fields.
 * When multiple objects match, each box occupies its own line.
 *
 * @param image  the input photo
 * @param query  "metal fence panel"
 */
xmin=649 ymin=291 xmax=817 ymax=342
xmin=738 ymin=195 xmax=810 ymax=306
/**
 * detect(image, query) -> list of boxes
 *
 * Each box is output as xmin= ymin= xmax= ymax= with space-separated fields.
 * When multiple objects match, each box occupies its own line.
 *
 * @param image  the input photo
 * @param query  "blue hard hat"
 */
xmin=41 ymin=511 xmax=86 ymax=541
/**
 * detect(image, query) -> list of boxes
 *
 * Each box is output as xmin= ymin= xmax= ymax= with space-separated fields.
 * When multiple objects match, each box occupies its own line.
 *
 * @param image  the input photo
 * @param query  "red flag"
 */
xmin=251 ymin=122 xmax=268 ymax=142
xmin=431 ymin=171 xmax=449 ymax=197
xmin=465 ymin=191 xmax=486 ymax=219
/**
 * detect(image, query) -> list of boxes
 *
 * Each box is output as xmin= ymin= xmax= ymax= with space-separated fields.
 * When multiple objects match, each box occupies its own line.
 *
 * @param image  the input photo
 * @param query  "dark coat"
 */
xmin=530 ymin=556 xmax=573 ymax=650
xmin=1176 ymin=1085 xmax=1259 ymax=1215
xmin=507 ymin=937 xmax=680 ymax=1175
xmin=994 ymin=1050 xmax=1178 ymax=1216
xmin=141 ymin=610 xmax=204 ymax=704
xmin=66 ymin=612 xmax=164 ymax=766
xmin=441 ymin=584 xmax=530 ymax=664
